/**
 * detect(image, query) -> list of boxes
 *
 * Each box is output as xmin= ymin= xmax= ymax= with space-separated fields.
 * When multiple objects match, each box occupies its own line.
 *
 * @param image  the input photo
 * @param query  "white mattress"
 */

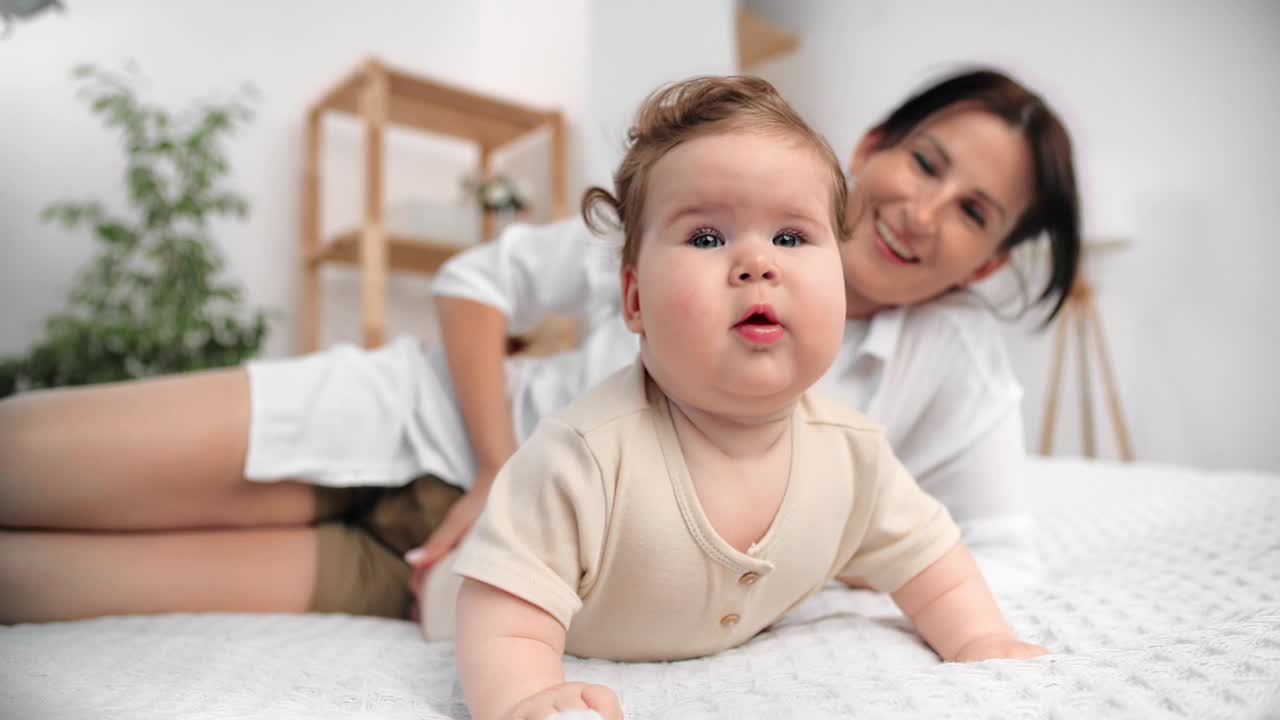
xmin=4 ymin=457 xmax=1280 ymax=719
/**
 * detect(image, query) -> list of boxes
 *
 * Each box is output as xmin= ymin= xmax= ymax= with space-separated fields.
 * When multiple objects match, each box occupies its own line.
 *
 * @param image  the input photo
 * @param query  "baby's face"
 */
xmin=621 ymin=130 xmax=847 ymax=419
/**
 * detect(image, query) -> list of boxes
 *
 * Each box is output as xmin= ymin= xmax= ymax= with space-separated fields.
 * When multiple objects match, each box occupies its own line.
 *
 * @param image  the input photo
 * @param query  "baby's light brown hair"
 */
xmin=582 ymin=75 xmax=850 ymax=268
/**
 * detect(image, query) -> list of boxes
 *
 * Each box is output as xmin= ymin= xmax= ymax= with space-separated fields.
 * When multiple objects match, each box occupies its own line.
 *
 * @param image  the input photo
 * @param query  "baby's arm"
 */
xmin=456 ymin=578 xmax=621 ymax=720
xmin=888 ymin=542 xmax=1047 ymax=662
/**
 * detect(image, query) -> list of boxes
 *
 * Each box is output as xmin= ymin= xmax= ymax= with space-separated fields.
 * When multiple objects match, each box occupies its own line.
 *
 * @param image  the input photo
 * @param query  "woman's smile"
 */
xmin=873 ymin=214 xmax=920 ymax=264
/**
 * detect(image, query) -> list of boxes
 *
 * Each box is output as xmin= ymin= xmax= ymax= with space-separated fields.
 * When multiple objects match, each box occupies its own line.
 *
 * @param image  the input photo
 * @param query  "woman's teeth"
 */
xmin=875 ymin=219 xmax=919 ymax=262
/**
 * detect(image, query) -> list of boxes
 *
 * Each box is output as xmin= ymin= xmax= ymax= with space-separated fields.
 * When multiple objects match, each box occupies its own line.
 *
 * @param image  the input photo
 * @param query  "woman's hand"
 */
xmin=951 ymin=633 xmax=1048 ymax=662
xmin=502 ymin=682 xmax=622 ymax=720
xmin=406 ymin=466 xmax=499 ymax=597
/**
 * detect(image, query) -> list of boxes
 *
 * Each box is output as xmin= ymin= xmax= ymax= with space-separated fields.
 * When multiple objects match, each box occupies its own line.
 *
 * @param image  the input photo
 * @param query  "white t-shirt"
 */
xmin=247 ymin=218 xmax=1038 ymax=588
xmin=428 ymin=219 xmax=1037 ymax=587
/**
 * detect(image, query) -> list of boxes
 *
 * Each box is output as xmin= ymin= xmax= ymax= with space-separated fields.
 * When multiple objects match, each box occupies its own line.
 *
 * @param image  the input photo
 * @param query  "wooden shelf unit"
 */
xmin=300 ymin=58 xmax=567 ymax=351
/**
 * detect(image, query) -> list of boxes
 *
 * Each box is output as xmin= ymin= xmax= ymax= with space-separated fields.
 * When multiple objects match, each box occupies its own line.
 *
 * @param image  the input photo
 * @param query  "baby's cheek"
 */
xmin=660 ymin=284 xmax=713 ymax=326
xmin=809 ymin=262 xmax=850 ymax=349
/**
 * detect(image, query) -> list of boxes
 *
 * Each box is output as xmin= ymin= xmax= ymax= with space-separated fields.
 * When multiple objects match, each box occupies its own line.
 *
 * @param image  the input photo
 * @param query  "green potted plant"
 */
xmin=0 ymin=63 xmax=269 ymax=398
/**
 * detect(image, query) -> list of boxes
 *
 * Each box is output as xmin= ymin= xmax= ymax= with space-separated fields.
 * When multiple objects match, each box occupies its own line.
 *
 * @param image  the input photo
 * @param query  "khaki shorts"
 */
xmin=309 ymin=474 xmax=463 ymax=619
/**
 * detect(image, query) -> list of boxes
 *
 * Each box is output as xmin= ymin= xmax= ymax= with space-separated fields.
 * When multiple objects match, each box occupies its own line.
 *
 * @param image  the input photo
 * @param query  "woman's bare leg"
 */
xmin=0 ymin=368 xmax=316 ymax=531
xmin=0 ymin=526 xmax=317 ymax=623
xmin=0 ymin=368 xmax=333 ymax=622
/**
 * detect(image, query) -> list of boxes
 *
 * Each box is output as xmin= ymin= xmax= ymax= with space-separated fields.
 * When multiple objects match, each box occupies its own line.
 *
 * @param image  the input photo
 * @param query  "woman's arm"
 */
xmin=438 ymin=295 xmax=518 ymax=484
xmin=433 ymin=219 xmax=605 ymax=475
xmin=409 ymin=220 xmax=606 ymax=568
xmin=405 ymin=296 xmax=516 ymax=570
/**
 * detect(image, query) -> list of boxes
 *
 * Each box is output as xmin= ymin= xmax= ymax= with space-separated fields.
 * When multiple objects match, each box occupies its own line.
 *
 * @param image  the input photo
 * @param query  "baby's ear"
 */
xmin=620 ymin=267 xmax=644 ymax=334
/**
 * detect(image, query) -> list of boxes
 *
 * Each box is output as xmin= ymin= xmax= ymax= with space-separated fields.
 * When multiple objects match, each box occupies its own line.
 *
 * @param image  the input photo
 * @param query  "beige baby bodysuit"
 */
xmin=431 ymin=360 xmax=960 ymax=661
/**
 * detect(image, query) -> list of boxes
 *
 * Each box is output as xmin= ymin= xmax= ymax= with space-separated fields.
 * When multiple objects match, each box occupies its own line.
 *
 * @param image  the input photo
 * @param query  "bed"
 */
xmin=4 ymin=457 xmax=1279 ymax=719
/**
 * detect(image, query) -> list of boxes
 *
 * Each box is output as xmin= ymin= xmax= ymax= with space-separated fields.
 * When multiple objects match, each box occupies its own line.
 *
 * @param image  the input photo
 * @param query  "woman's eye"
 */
xmin=962 ymin=202 xmax=987 ymax=227
xmin=912 ymin=150 xmax=936 ymax=176
xmin=773 ymin=232 xmax=802 ymax=248
xmin=689 ymin=230 xmax=724 ymax=249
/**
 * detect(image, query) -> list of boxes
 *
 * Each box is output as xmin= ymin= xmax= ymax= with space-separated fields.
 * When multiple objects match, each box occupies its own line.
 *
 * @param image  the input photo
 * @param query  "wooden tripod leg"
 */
xmin=548 ymin=111 xmax=567 ymax=219
xmin=359 ymin=65 xmax=388 ymax=349
xmin=1075 ymin=296 xmax=1096 ymax=457
xmin=479 ymin=145 xmax=493 ymax=241
xmin=1039 ymin=302 xmax=1072 ymax=455
xmin=1084 ymin=294 xmax=1135 ymax=461
xmin=299 ymin=111 xmax=322 ymax=353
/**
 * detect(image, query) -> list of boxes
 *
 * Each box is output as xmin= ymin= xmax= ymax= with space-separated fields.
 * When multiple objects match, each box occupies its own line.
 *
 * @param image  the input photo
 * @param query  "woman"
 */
xmin=0 ymin=68 xmax=1078 ymax=623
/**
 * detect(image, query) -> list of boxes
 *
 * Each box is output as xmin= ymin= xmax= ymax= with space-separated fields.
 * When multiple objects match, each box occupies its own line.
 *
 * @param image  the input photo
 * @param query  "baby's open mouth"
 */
xmin=733 ymin=305 xmax=783 ymax=345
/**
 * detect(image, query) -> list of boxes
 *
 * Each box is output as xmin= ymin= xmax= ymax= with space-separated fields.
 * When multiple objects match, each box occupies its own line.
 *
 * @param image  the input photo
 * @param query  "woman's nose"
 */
xmin=906 ymin=189 xmax=946 ymax=235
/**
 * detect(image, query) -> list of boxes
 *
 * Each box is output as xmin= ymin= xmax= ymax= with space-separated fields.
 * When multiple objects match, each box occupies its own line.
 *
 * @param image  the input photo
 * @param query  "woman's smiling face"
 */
xmin=840 ymin=107 xmax=1036 ymax=318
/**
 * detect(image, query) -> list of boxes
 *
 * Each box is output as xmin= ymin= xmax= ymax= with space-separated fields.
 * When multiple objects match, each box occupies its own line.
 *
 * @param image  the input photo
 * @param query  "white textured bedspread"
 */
xmin=4 ymin=458 xmax=1280 ymax=719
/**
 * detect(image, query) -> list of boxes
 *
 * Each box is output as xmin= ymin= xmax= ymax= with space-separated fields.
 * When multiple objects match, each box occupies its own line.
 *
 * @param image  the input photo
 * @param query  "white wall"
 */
xmin=748 ymin=0 xmax=1280 ymax=472
xmin=0 ymin=0 xmax=733 ymax=357
xmin=12 ymin=1 xmax=1273 ymax=473
xmin=583 ymin=2 xmax=737 ymax=188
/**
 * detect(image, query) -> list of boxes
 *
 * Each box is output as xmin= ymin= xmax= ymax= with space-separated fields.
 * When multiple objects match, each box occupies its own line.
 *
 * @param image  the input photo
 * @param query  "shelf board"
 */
xmin=737 ymin=8 xmax=799 ymax=70
xmin=309 ymin=229 xmax=468 ymax=275
xmin=310 ymin=58 xmax=555 ymax=148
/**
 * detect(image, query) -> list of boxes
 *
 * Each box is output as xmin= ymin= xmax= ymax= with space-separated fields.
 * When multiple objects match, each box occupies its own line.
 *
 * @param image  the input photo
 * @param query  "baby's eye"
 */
xmin=688 ymin=229 xmax=724 ymax=249
xmin=773 ymin=231 xmax=803 ymax=248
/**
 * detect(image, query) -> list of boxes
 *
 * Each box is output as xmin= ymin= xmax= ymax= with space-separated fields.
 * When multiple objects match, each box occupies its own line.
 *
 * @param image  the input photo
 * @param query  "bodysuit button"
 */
xmin=720 ymin=613 xmax=741 ymax=627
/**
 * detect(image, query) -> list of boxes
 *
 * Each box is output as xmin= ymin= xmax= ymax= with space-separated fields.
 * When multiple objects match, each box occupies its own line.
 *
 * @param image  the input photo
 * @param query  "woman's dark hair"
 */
xmin=872 ymin=68 xmax=1081 ymax=322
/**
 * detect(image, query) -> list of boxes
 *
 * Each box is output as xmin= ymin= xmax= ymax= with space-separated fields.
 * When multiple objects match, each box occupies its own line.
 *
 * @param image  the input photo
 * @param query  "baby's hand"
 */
xmin=503 ymin=682 xmax=622 ymax=720
xmin=951 ymin=634 xmax=1048 ymax=662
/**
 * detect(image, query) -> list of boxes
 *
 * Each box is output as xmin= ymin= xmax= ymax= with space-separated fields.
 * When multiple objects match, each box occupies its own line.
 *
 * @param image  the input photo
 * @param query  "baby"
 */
xmin=418 ymin=75 xmax=1046 ymax=720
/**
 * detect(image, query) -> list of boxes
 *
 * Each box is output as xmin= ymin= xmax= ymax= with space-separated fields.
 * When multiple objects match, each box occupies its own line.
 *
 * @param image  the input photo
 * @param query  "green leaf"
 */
xmin=6 ymin=62 xmax=271 ymax=396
